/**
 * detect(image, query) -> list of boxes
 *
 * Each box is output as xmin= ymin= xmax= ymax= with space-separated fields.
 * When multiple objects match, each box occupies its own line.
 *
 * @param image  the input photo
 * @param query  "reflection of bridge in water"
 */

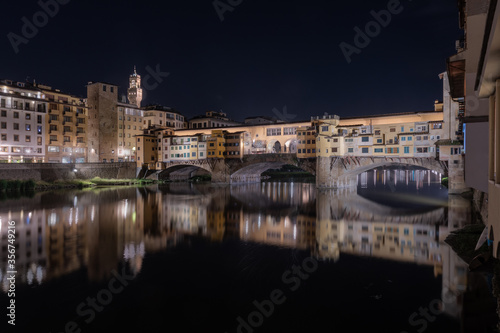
xmin=0 ymin=183 xmax=478 ymax=325
xmin=0 ymin=183 xmax=471 ymax=319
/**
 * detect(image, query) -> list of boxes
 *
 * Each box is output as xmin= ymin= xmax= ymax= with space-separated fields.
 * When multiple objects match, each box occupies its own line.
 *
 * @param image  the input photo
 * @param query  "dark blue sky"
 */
xmin=0 ymin=0 xmax=461 ymax=122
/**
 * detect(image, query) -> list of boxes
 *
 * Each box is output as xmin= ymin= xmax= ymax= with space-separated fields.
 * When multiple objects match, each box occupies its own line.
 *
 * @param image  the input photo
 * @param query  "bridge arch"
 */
xmin=267 ymin=140 xmax=282 ymax=153
xmin=340 ymin=161 xmax=446 ymax=178
xmin=158 ymin=162 xmax=212 ymax=181
xmin=285 ymin=139 xmax=298 ymax=154
xmin=226 ymin=154 xmax=316 ymax=183
xmin=317 ymin=156 xmax=446 ymax=189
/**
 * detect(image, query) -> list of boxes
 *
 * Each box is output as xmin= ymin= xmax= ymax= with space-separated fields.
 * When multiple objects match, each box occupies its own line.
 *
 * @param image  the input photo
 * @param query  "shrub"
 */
xmin=441 ymin=177 xmax=449 ymax=188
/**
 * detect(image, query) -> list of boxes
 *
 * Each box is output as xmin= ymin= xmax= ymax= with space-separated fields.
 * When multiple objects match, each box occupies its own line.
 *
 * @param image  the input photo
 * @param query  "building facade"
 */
xmin=38 ymin=85 xmax=88 ymax=163
xmin=0 ymin=80 xmax=47 ymax=163
xmin=189 ymin=111 xmax=241 ymax=129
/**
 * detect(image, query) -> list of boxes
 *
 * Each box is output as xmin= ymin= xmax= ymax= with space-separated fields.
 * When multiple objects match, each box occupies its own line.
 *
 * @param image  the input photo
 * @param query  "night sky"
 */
xmin=0 ymin=0 xmax=461 ymax=122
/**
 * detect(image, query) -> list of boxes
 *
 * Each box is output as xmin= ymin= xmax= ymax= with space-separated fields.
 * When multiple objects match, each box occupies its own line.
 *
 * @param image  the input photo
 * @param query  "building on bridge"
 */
xmin=314 ymin=111 xmax=447 ymax=159
xmin=297 ymin=126 xmax=317 ymax=158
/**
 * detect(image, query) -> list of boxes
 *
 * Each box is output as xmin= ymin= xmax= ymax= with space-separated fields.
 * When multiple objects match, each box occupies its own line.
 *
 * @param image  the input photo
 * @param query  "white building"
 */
xmin=0 ymin=80 xmax=47 ymax=163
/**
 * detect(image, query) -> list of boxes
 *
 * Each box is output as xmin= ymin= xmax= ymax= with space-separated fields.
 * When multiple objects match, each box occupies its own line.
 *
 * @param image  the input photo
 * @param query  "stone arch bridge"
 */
xmin=155 ymin=155 xmax=447 ymax=188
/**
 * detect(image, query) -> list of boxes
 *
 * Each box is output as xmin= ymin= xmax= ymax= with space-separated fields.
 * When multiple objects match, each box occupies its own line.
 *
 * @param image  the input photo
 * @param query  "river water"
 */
xmin=0 ymin=167 xmax=497 ymax=332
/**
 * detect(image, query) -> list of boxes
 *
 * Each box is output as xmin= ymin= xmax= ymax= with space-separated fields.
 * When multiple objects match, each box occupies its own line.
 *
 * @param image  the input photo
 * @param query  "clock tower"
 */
xmin=128 ymin=66 xmax=143 ymax=108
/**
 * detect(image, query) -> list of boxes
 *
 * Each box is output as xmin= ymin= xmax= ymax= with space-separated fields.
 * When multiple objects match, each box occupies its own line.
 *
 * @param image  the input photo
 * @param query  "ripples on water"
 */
xmin=0 ymin=167 xmax=497 ymax=333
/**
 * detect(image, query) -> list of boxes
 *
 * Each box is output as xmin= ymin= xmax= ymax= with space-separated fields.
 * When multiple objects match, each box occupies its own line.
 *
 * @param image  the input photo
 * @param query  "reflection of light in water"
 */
xmin=2 ymin=277 xmax=8 ymax=293
xmin=138 ymin=242 xmax=145 ymax=257
xmin=49 ymin=212 xmax=57 ymax=226
xmin=27 ymin=269 xmax=34 ymax=285
xmin=69 ymin=208 xmax=73 ymax=225
xmin=360 ymin=172 xmax=368 ymax=188
xmin=91 ymin=205 xmax=95 ymax=222
xmin=293 ymin=225 xmax=297 ymax=240
xmin=122 ymin=199 xmax=128 ymax=218
xmin=36 ymin=266 xmax=43 ymax=284
xmin=124 ymin=242 xmax=146 ymax=262
xmin=73 ymin=196 xmax=77 ymax=207
xmin=75 ymin=208 xmax=79 ymax=224
xmin=258 ymin=215 xmax=261 ymax=229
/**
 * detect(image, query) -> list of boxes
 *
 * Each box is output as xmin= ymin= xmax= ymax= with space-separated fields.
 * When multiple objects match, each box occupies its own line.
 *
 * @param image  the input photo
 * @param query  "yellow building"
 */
xmin=297 ymin=126 xmax=316 ymax=158
xmin=207 ymin=129 xmax=226 ymax=158
xmin=225 ymin=131 xmax=246 ymax=158
xmin=117 ymin=102 xmax=143 ymax=162
xmin=135 ymin=132 xmax=157 ymax=167
xmin=38 ymin=84 xmax=88 ymax=163
xmin=315 ymin=115 xmax=343 ymax=157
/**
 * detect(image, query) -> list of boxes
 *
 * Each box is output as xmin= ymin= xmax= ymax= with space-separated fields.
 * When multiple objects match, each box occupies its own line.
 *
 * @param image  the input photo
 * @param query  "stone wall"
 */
xmin=0 ymin=163 xmax=137 ymax=182
xmin=448 ymin=158 xmax=469 ymax=194
xmin=472 ymin=188 xmax=489 ymax=225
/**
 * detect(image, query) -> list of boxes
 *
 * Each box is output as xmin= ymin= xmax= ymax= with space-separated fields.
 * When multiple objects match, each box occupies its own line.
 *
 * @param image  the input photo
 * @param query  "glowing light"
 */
xmin=36 ymin=266 xmax=43 ymax=284
xmin=27 ymin=270 xmax=34 ymax=285
xmin=49 ymin=212 xmax=57 ymax=226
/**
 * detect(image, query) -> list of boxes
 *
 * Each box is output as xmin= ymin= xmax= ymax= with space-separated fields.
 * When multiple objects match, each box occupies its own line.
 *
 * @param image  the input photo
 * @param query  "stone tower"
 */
xmin=128 ymin=66 xmax=143 ymax=108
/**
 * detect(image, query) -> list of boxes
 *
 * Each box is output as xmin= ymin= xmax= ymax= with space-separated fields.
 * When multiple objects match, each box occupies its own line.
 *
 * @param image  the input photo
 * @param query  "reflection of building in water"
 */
xmin=316 ymin=189 xmax=474 ymax=322
xmin=315 ymin=189 xmax=451 ymax=265
xmin=0 ymin=188 xmax=150 ymax=289
xmin=162 ymin=193 xmax=209 ymax=235
xmin=230 ymin=182 xmax=316 ymax=208
xmin=230 ymin=182 xmax=316 ymax=248
xmin=207 ymin=187 xmax=229 ymax=241
xmin=0 ymin=208 xmax=47 ymax=292
xmin=47 ymin=200 xmax=89 ymax=280
xmin=239 ymin=213 xmax=316 ymax=249
xmin=439 ymin=243 xmax=467 ymax=318
xmin=316 ymin=219 xmax=444 ymax=264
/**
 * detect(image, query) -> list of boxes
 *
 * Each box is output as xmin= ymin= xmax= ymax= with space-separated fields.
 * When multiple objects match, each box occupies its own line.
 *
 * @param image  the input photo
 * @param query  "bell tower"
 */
xmin=127 ymin=66 xmax=143 ymax=107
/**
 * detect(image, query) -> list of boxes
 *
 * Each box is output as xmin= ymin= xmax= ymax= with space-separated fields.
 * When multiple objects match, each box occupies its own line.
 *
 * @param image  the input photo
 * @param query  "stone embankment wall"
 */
xmin=0 ymin=163 xmax=137 ymax=181
xmin=472 ymin=189 xmax=488 ymax=225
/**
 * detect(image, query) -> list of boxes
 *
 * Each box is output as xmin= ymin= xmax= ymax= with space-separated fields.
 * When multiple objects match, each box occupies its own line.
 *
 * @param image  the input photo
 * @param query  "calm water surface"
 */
xmin=0 ymin=167 xmax=497 ymax=333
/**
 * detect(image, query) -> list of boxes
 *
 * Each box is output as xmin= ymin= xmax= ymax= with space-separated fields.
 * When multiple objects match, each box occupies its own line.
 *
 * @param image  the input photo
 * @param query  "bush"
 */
xmin=441 ymin=177 xmax=449 ymax=188
xmin=23 ymin=179 xmax=36 ymax=191
xmin=7 ymin=180 xmax=22 ymax=191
